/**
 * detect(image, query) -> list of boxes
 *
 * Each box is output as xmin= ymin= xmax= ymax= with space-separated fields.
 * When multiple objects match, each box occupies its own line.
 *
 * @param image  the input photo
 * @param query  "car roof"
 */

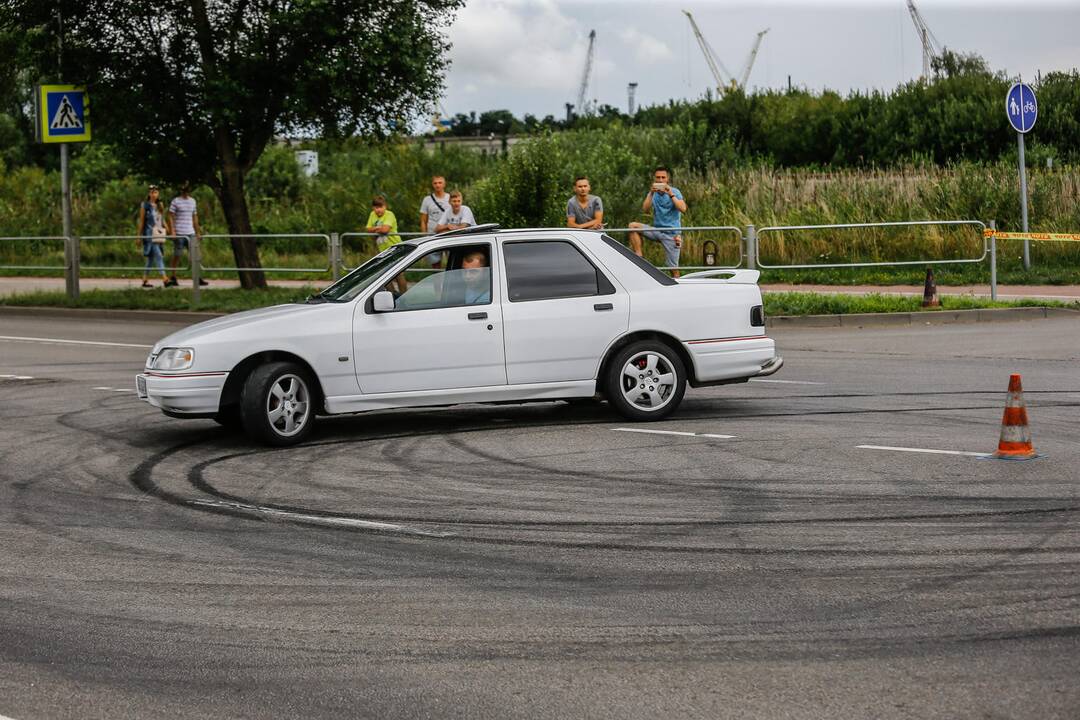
xmin=412 ymin=225 xmax=600 ymax=246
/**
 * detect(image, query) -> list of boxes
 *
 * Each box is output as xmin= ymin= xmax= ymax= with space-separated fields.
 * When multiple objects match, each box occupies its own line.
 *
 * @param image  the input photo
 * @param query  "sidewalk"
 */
xmin=2 ymin=276 xmax=1080 ymax=301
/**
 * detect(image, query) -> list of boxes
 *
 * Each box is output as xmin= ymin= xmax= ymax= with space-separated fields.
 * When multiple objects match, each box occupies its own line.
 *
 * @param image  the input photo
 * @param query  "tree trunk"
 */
xmin=212 ymin=142 xmax=267 ymax=289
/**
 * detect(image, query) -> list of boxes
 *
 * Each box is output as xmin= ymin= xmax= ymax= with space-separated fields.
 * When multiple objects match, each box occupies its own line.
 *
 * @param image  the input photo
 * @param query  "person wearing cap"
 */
xmin=166 ymin=182 xmax=207 ymax=287
xmin=136 ymin=185 xmax=169 ymax=287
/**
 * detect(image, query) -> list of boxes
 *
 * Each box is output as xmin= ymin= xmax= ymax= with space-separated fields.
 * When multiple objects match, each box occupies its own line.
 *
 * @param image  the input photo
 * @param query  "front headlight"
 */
xmin=152 ymin=347 xmax=195 ymax=371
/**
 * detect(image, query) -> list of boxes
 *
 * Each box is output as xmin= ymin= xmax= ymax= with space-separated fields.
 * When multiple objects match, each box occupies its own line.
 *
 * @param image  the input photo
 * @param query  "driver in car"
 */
xmin=461 ymin=250 xmax=490 ymax=305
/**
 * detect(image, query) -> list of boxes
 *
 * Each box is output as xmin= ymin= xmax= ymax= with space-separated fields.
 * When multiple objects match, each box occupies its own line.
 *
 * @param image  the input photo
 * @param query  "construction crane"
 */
xmin=682 ymin=10 xmax=768 ymax=94
xmin=430 ymin=100 xmax=453 ymax=133
xmin=906 ymin=0 xmax=942 ymax=80
xmin=575 ymin=30 xmax=597 ymax=117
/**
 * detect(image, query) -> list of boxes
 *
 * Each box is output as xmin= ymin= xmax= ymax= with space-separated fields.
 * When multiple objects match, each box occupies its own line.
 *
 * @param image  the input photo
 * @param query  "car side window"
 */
xmin=390 ymin=243 xmax=492 ymax=311
xmin=504 ymin=241 xmax=613 ymax=302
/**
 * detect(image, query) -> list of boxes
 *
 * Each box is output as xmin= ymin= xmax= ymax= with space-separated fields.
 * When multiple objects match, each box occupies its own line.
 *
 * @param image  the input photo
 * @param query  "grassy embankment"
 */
xmin=2 ymin=132 xmax=1080 ymax=285
xmin=2 ymin=286 xmax=1076 ymax=317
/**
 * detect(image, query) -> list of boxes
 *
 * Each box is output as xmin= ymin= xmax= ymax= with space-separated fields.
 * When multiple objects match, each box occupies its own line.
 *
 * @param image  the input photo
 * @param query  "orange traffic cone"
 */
xmin=992 ymin=374 xmax=1038 ymax=460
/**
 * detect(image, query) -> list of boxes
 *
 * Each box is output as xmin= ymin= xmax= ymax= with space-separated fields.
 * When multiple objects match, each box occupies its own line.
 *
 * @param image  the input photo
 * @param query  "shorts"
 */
xmin=172 ymin=235 xmax=190 ymax=257
xmin=640 ymin=226 xmax=681 ymax=267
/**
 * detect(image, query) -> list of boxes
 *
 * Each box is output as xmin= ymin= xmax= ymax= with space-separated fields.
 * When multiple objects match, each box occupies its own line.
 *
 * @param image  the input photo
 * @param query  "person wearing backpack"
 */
xmin=135 ymin=184 xmax=169 ymax=288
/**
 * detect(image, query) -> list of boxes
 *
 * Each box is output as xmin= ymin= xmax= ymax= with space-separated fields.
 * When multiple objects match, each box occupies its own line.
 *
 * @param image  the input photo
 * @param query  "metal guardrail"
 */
xmin=0 ymin=236 xmax=68 ymax=270
xmin=5 ymin=220 xmax=1077 ymax=306
xmin=79 ymin=234 xmax=192 ymax=272
xmin=754 ymin=220 xmax=988 ymax=270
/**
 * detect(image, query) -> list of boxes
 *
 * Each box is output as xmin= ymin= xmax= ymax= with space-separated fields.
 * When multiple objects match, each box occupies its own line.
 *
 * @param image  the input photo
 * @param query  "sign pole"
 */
xmin=1017 ymin=132 xmax=1030 ymax=271
xmin=60 ymin=142 xmax=79 ymax=299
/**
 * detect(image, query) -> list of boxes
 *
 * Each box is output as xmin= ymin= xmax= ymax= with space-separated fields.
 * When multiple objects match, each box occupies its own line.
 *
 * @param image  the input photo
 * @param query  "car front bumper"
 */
xmin=136 ymin=371 xmax=228 ymax=416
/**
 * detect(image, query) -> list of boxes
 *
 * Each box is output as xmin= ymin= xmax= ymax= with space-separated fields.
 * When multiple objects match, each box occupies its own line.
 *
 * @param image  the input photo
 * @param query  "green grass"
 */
xmin=0 ymin=286 xmax=317 ymax=313
xmin=763 ymin=292 xmax=1080 ymax=316
xmin=3 ymin=286 xmax=1077 ymax=317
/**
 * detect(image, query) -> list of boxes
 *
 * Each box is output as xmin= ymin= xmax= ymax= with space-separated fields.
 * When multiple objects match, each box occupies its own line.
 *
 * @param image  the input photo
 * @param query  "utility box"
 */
xmin=295 ymin=150 xmax=319 ymax=177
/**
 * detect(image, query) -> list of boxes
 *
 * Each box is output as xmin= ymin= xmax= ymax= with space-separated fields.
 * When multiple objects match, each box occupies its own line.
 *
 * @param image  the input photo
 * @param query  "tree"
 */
xmin=3 ymin=0 xmax=461 ymax=288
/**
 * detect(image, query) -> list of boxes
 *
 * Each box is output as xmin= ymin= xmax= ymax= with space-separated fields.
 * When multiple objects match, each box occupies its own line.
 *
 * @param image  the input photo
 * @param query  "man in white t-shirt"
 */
xmin=419 ymin=175 xmax=450 ymax=266
xmin=166 ymin=182 xmax=207 ymax=286
xmin=435 ymin=191 xmax=476 ymax=233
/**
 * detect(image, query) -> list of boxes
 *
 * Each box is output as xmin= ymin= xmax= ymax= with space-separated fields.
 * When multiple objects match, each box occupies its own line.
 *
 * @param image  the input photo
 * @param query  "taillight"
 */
xmin=750 ymin=305 xmax=764 ymax=327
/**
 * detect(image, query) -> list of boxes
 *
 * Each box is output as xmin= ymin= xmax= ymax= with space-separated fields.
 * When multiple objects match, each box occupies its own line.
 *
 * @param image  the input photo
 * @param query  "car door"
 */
xmin=499 ymin=237 xmax=629 ymax=385
xmin=353 ymin=241 xmax=507 ymax=394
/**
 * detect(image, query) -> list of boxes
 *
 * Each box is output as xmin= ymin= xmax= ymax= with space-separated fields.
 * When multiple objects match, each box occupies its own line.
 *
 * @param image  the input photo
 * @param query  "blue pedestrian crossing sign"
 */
xmin=35 ymin=85 xmax=91 ymax=143
xmin=1005 ymin=82 xmax=1037 ymax=134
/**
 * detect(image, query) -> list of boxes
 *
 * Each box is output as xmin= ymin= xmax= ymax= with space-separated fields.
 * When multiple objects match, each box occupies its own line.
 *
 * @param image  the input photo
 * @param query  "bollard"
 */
xmin=989 ymin=220 xmax=997 ymax=301
xmin=745 ymin=224 xmax=757 ymax=270
xmin=330 ymin=232 xmax=341 ymax=281
xmin=190 ymin=235 xmax=201 ymax=306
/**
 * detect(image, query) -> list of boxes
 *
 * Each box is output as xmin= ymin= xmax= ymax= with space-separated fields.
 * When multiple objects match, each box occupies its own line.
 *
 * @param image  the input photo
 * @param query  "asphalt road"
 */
xmin=1 ymin=312 xmax=1078 ymax=719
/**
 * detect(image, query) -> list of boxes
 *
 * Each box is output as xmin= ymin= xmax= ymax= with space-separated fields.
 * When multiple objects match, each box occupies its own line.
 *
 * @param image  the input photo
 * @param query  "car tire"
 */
xmin=239 ymin=361 xmax=317 ymax=446
xmin=213 ymin=405 xmax=243 ymax=432
xmin=604 ymin=340 xmax=686 ymax=422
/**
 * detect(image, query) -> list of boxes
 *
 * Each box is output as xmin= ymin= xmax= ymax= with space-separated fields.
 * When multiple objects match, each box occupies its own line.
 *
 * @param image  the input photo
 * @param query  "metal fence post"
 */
xmin=989 ymin=220 xmax=997 ymax=301
xmin=745 ymin=224 xmax=757 ymax=270
xmin=330 ymin=232 xmax=340 ymax=281
xmin=190 ymin=234 xmax=201 ymax=306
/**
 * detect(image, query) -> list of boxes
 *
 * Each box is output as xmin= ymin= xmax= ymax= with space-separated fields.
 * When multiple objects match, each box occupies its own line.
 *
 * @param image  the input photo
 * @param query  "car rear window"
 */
xmin=601 ymin=235 xmax=677 ymax=286
xmin=504 ymin=240 xmax=609 ymax=302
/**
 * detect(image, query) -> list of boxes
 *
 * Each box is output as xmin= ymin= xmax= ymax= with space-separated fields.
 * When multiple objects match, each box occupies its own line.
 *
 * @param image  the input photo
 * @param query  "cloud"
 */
xmin=619 ymin=27 xmax=673 ymax=63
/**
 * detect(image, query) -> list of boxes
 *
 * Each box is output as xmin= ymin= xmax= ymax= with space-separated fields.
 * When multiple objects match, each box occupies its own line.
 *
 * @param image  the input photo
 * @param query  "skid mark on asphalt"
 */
xmin=613 ymin=427 xmax=735 ymax=439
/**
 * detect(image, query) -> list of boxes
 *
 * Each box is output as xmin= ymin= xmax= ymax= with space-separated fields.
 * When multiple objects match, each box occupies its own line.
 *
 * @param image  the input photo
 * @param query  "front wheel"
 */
xmin=240 ymin=362 xmax=317 ymax=446
xmin=604 ymin=341 xmax=686 ymax=422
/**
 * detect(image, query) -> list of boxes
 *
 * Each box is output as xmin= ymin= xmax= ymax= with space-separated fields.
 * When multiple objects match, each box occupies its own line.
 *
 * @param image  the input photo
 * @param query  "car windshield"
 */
xmin=309 ymin=243 xmax=416 ymax=303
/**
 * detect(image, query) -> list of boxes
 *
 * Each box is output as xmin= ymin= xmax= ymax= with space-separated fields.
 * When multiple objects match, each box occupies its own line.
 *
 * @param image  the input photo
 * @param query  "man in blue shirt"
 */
xmin=628 ymin=166 xmax=688 ymax=277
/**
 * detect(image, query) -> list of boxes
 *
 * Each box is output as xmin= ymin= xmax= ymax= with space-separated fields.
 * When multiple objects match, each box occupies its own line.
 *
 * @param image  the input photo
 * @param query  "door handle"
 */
xmin=468 ymin=312 xmax=488 ymax=320
xmin=593 ymin=303 xmax=614 ymax=311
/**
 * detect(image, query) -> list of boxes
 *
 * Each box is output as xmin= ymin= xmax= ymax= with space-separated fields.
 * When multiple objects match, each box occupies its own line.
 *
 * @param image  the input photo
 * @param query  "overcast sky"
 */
xmin=437 ymin=0 xmax=1080 ymax=121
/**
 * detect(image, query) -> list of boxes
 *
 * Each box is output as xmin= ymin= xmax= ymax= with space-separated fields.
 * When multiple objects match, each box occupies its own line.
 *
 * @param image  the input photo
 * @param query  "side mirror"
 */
xmin=372 ymin=290 xmax=395 ymax=312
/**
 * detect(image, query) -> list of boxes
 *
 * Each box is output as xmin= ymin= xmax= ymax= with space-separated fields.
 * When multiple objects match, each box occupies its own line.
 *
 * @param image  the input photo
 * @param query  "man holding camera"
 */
xmin=628 ymin=166 xmax=687 ymax=278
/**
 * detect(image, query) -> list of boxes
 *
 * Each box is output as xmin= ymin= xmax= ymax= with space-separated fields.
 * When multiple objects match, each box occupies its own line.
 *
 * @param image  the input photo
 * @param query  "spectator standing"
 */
xmin=166 ymin=182 xmax=207 ymax=287
xmin=136 ymin=184 xmax=169 ymax=288
xmin=419 ymin=175 xmax=450 ymax=235
xmin=435 ymin=191 xmax=476 ymax=232
xmin=565 ymin=176 xmax=604 ymax=230
xmin=419 ymin=175 xmax=450 ymax=266
xmin=628 ymin=166 xmax=688 ymax=278
xmin=365 ymin=195 xmax=401 ymax=251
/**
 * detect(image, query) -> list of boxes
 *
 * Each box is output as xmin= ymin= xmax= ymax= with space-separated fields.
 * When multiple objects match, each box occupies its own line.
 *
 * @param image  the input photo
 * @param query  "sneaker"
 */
xmin=164 ymin=277 xmax=179 ymax=287
xmin=198 ymin=278 xmax=209 ymax=286
xmin=140 ymin=281 xmax=152 ymax=288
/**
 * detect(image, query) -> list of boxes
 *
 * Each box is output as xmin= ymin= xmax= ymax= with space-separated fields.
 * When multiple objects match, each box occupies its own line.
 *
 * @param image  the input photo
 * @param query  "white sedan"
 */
xmin=137 ymin=225 xmax=782 ymax=445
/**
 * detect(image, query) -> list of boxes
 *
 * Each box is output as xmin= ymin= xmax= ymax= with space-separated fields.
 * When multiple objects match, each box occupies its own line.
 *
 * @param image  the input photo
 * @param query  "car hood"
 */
xmin=153 ymin=302 xmax=337 ymax=350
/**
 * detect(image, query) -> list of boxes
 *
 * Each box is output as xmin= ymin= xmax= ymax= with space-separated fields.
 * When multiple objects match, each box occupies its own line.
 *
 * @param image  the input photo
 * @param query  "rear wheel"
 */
xmin=240 ymin=362 xmax=317 ymax=446
xmin=604 ymin=341 xmax=686 ymax=421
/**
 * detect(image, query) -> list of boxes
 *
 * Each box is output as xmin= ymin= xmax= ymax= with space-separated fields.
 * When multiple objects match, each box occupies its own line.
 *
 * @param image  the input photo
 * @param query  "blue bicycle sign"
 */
xmin=1006 ymin=82 xmax=1037 ymax=133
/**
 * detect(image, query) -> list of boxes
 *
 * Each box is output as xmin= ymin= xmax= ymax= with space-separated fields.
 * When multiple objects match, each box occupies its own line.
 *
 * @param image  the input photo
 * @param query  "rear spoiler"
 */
xmin=678 ymin=269 xmax=761 ymax=284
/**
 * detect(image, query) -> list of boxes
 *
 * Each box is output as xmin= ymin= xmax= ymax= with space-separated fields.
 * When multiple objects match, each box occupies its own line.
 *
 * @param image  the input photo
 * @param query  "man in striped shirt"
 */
xmin=166 ymin=182 xmax=207 ymax=287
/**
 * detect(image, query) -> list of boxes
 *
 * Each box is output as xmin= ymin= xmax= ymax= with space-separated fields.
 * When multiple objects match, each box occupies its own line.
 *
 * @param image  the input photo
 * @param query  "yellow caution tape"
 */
xmin=983 ymin=229 xmax=1080 ymax=243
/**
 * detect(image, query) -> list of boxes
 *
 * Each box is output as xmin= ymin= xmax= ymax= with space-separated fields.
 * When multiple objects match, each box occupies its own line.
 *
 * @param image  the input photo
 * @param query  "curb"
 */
xmin=3 ymin=303 xmax=1078 ymax=327
xmin=766 ymin=306 xmax=1080 ymax=328
xmin=0 ymin=305 xmax=225 ymax=323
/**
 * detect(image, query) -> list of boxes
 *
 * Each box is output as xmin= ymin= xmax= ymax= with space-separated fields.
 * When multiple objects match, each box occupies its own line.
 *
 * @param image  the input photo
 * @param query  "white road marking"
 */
xmin=2 ymin=713 xmax=20 ymax=720
xmin=0 ymin=374 xmax=34 ymax=380
xmin=857 ymin=444 xmax=990 ymax=458
xmin=613 ymin=428 xmax=735 ymax=439
xmin=92 ymin=386 xmax=136 ymax=393
xmin=188 ymin=499 xmax=453 ymax=538
xmin=749 ymin=378 xmax=825 ymax=385
xmin=0 ymin=335 xmax=151 ymax=349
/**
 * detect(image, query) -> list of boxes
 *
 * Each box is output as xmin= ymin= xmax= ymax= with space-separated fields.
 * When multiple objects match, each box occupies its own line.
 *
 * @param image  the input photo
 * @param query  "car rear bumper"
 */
xmin=684 ymin=336 xmax=778 ymax=383
xmin=136 ymin=371 xmax=228 ymax=416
